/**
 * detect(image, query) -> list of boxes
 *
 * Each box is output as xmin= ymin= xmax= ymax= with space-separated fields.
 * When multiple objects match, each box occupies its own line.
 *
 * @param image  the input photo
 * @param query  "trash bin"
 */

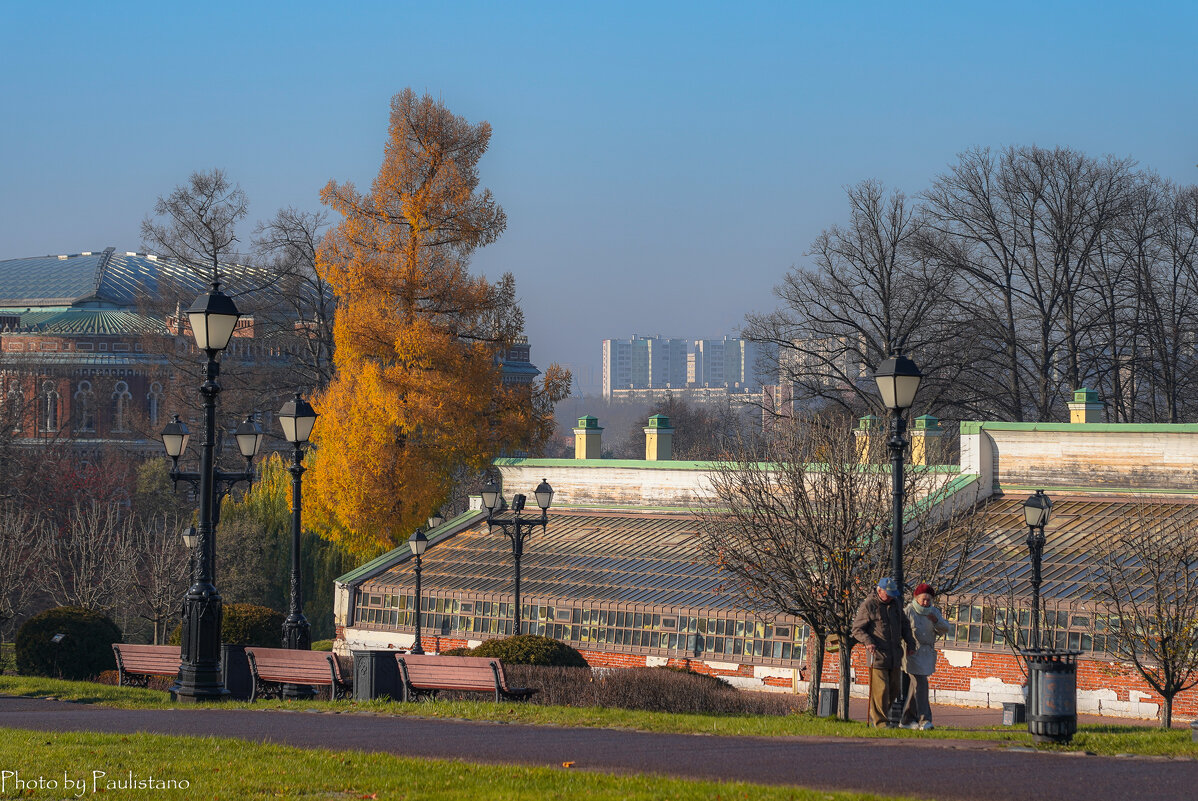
xmin=1191 ymin=720 xmax=1197 ymax=744
xmin=817 ymin=687 xmax=838 ymax=717
xmin=1002 ymin=702 xmax=1026 ymax=726
xmin=352 ymin=649 xmax=401 ymax=702
xmin=221 ymin=644 xmax=252 ymax=701
xmin=1022 ymin=648 xmax=1079 ymax=743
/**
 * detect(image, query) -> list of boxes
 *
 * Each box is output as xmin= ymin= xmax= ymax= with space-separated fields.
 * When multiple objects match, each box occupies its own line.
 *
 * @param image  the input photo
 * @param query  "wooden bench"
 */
xmin=395 ymin=654 xmax=537 ymax=702
xmin=111 ymin=644 xmax=180 ymax=688
xmin=244 ymin=647 xmax=351 ymax=702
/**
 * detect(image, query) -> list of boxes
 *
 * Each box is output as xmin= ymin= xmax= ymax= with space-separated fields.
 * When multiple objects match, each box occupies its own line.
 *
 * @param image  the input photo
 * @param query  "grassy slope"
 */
xmin=0 ymin=675 xmax=1194 ymax=758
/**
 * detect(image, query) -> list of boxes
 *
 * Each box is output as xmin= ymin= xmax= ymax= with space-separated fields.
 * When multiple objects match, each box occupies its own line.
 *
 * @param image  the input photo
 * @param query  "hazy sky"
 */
xmin=2 ymin=2 xmax=1195 ymax=394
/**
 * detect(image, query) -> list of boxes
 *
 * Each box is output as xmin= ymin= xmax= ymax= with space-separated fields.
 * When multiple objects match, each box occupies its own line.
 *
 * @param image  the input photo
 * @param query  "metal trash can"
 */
xmin=352 ymin=649 xmax=401 ymax=702
xmin=1002 ymin=702 xmax=1026 ymax=726
xmin=817 ymin=687 xmax=838 ymax=717
xmin=1023 ymin=648 xmax=1080 ymax=743
xmin=1191 ymin=720 xmax=1197 ymax=743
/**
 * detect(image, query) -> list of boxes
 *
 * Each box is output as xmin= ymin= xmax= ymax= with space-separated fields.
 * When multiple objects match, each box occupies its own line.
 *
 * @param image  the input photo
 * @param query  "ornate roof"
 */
xmin=0 ymin=248 xmax=283 ymax=309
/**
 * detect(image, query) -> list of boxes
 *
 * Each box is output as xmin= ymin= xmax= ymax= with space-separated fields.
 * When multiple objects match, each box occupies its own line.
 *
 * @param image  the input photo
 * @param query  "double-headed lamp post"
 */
xmin=161 ymin=277 xmax=262 ymax=702
xmin=873 ymin=349 xmax=923 ymax=612
xmin=277 ymin=394 xmax=319 ymax=660
xmin=480 ymin=479 xmax=553 ymax=635
xmin=1023 ymin=490 xmax=1053 ymax=651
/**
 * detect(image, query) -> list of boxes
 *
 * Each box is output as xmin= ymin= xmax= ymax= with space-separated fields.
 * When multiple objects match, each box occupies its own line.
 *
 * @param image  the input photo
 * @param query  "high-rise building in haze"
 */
xmin=601 ymin=335 xmax=768 ymax=399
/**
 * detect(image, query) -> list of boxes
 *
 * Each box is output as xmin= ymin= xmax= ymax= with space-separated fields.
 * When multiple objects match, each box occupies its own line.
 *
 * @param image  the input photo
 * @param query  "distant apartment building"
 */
xmin=601 ymin=335 xmax=771 ymax=400
xmin=601 ymin=336 xmax=689 ymax=399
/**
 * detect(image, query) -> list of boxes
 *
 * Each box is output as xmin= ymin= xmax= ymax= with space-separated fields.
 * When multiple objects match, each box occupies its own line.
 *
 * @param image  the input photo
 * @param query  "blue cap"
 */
xmin=877 ymin=577 xmax=899 ymax=594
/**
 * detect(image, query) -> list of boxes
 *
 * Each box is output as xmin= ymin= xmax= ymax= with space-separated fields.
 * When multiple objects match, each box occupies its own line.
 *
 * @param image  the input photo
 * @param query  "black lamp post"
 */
xmin=162 ymin=278 xmax=260 ymax=702
xmin=277 ymin=393 xmax=319 ymax=662
xmin=407 ymin=528 xmax=429 ymax=654
xmin=873 ymin=349 xmax=922 ymax=727
xmin=481 ymin=479 xmax=553 ymax=635
xmin=1023 ymin=490 xmax=1053 ymax=651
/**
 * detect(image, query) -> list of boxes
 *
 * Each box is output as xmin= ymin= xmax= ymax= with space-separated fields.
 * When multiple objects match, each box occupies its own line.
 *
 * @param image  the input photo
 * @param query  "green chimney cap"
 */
xmin=647 ymin=413 xmax=672 ymax=429
xmin=913 ymin=414 xmax=942 ymax=431
xmin=576 ymin=415 xmax=602 ymax=430
xmin=855 ymin=414 xmax=880 ymax=430
xmin=1072 ymin=388 xmax=1101 ymax=404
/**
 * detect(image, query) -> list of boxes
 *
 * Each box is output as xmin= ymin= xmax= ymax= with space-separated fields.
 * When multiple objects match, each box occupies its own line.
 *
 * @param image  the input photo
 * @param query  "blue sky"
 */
xmin=2 ymin=2 xmax=1195 ymax=394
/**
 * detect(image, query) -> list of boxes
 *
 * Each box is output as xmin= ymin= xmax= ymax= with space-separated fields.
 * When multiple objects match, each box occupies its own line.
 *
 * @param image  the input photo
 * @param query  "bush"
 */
xmin=469 ymin=635 xmax=588 ymax=667
xmin=503 ymin=664 xmax=804 ymax=716
xmin=310 ymin=639 xmax=334 ymax=652
xmin=15 ymin=607 xmax=122 ymax=680
xmin=167 ymin=603 xmax=286 ymax=647
xmin=439 ymin=646 xmax=473 ymax=656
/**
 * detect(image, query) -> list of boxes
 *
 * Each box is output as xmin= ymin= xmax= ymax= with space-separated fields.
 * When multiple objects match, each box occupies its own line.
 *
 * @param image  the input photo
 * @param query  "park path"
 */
xmin=1 ymin=695 xmax=1195 ymax=801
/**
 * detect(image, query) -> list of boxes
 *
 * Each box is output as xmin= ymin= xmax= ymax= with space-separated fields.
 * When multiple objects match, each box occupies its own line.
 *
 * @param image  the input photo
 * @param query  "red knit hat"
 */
xmin=913 ymin=583 xmax=935 ymax=597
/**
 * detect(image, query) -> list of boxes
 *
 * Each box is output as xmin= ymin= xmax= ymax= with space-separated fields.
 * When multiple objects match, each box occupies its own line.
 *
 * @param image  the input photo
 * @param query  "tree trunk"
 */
xmin=807 ymin=630 xmax=825 ymax=713
xmin=1161 ymin=694 xmax=1173 ymax=729
xmin=838 ymin=638 xmax=854 ymax=720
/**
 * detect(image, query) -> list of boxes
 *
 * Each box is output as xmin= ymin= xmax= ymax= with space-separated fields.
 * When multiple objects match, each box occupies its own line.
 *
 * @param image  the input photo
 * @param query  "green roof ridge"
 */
xmin=334 ymin=509 xmax=484 ymax=586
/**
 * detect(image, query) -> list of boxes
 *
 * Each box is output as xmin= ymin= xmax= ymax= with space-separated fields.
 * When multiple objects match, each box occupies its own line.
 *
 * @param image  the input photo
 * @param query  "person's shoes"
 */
xmin=900 ymin=721 xmax=920 ymax=729
xmin=920 ymin=722 xmax=934 ymax=730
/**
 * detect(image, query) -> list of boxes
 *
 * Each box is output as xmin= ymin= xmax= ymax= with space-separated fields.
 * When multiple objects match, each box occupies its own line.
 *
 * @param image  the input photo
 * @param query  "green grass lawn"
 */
xmin=0 ymin=675 xmax=1194 ymax=758
xmin=0 ymin=728 xmax=914 ymax=800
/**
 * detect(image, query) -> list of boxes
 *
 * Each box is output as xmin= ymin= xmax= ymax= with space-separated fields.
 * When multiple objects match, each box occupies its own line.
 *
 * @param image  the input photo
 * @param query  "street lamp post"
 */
xmin=480 ymin=479 xmax=553 ymax=635
xmin=407 ymin=528 xmax=428 ymax=654
xmin=277 ymin=394 xmax=319 ymax=665
xmin=873 ymin=348 xmax=922 ymax=726
xmin=1023 ymin=490 xmax=1053 ymax=651
xmin=161 ymin=278 xmax=261 ymax=702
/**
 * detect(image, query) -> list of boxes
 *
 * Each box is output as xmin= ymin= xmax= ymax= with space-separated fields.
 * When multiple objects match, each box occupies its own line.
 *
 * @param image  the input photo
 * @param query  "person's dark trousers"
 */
xmin=901 ymin=673 xmax=932 ymax=726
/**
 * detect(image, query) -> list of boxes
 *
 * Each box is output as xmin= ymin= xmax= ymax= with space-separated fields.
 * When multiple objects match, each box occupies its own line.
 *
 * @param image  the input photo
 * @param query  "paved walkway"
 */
xmin=1 ymin=695 xmax=1195 ymax=800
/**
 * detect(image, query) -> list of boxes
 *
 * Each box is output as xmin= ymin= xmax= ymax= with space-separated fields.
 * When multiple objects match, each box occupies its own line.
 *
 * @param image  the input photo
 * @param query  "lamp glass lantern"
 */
xmin=186 ymin=288 xmax=241 ymax=353
xmin=408 ymin=529 xmax=428 ymax=556
xmin=534 ymin=479 xmax=554 ymax=511
xmin=480 ymin=481 xmax=501 ymax=514
xmin=181 ymin=526 xmax=199 ymax=549
xmin=161 ymin=415 xmax=190 ymax=458
xmin=1024 ymin=490 xmax=1053 ymax=529
xmin=427 ymin=512 xmax=445 ymax=530
xmin=277 ymin=393 xmax=318 ymax=444
xmin=234 ymin=415 xmax=264 ymax=459
xmin=874 ymin=352 xmax=923 ymax=411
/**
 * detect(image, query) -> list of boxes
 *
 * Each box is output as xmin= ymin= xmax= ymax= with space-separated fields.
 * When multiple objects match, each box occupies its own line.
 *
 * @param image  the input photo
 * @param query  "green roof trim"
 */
xmin=855 ymin=414 xmax=880 ymax=430
xmin=912 ymin=414 xmax=941 ymax=431
xmin=334 ymin=509 xmax=485 ymax=586
xmin=960 ymin=421 xmax=1198 ymax=435
xmin=646 ymin=413 xmax=672 ymax=429
xmin=495 ymin=457 xmax=961 ymax=473
xmin=575 ymin=415 xmax=601 ymax=430
xmin=1071 ymin=388 xmax=1101 ymax=404
xmin=996 ymin=483 xmax=1198 ymax=497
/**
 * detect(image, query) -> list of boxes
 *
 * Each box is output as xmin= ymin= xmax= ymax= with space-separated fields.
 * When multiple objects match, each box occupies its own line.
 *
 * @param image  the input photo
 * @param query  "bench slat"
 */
xmin=395 ymin=654 xmax=536 ymax=702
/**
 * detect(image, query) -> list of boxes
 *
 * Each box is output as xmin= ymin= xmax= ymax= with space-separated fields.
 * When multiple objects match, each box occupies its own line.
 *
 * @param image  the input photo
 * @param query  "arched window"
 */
xmin=147 ymin=381 xmax=163 ymax=427
xmin=112 ymin=381 xmax=132 ymax=433
xmin=74 ymin=381 xmax=95 ymax=433
xmin=6 ymin=385 xmax=22 ymax=433
xmin=40 ymin=380 xmax=59 ymax=432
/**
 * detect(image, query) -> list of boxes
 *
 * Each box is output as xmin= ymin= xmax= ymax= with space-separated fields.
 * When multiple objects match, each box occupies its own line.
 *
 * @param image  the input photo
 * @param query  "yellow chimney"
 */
xmin=854 ymin=414 xmax=880 ymax=462
xmin=573 ymin=415 xmax=603 ymax=459
xmin=1068 ymin=388 xmax=1103 ymax=424
xmin=644 ymin=414 xmax=674 ymax=461
xmin=910 ymin=415 xmax=943 ymax=466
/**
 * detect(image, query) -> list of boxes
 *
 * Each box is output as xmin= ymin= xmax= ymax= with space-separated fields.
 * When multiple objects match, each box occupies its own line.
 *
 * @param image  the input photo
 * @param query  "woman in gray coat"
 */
xmin=901 ymin=583 xmax=950 ymax=729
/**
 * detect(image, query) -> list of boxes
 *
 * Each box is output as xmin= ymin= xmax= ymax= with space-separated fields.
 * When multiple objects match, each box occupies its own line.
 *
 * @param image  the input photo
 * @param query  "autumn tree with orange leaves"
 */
xmin=306 ymin=89 xmax=570 ymax=557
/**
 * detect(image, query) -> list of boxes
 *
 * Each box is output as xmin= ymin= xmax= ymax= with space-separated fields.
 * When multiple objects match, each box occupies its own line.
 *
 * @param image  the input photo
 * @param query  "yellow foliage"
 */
xmin=306 ymin=89 xmax=570 ymax=557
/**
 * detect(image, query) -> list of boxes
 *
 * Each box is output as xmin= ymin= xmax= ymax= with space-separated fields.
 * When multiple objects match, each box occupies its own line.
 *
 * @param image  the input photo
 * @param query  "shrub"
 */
xmin=469 ymin=635 xmax=588 ymax=667
xmin=310 ymin=639 xmax=334 ymax=652
xmin=503 ymin=664 xmax=804 ymax=716
xmin=15 ymin=606 xmax=122 ymax=680
xmin=439 ymin=647 xmax=473 ymax=656
xmin=167 ymin=603 xmax=285 ymax=647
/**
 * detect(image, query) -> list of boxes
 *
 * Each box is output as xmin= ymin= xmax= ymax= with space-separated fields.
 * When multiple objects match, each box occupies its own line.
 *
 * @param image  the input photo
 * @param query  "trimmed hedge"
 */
xmin=167 ymin=603 xmax=286 ymax=647
xmin=16 ymin=607 xmax=121 ymax=680
xmin=468 ymin=635 xmax=588 ymax=667
xmin=310 ymin=639 xmax=334 ymax=652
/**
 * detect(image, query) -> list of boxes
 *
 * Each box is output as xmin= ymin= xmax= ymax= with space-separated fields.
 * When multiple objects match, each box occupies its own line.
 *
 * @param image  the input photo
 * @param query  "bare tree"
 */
xmin=696 ymin=415 xmax=983 ymax=718
xmin=141 ymin=169 xmax=249 ymax=282
xmin=127 ymin=512 xmax=191 ymax=644
xmin=1095 ymin=501 xmax=1198 ymax=728
xmin=40 ymin=501 xmax=134 ymax=613
xmin=252 ymin=207 xmax=337 ymax=391
xmin=0 ymin=505 xmax=49 ymax=640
